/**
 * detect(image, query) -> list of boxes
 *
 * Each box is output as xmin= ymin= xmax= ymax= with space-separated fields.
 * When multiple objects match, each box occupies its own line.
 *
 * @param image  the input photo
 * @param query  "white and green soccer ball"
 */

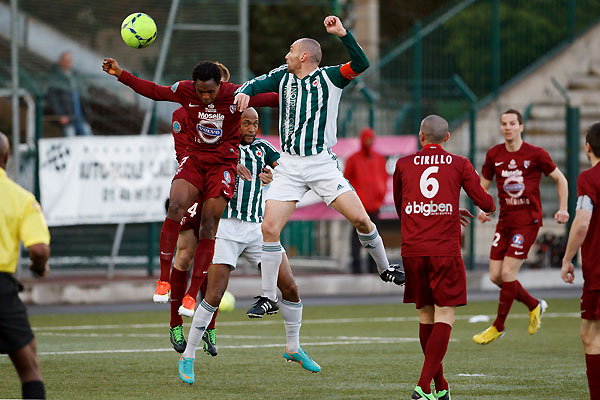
xmin=121 ymin=12 xmax=157 ymax=49
xmin=219 ymin=291 xmax=236 ymax=312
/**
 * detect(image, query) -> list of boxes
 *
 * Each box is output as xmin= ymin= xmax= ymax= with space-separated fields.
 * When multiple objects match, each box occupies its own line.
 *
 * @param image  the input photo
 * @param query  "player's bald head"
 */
xmin=0 ymin=132 xmax=9 ymax=170
xmin=420 ymin=115 xmax=449 ymax=144
xmin=241 ymin=107 xmax=258 ymax=120
xmin=296 ymin=38 xmax=322 ymax=65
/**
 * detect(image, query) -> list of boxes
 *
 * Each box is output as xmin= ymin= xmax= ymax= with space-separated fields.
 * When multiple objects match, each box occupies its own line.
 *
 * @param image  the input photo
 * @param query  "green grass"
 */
xmin=0 ymin=298 xmax=589 ymax=399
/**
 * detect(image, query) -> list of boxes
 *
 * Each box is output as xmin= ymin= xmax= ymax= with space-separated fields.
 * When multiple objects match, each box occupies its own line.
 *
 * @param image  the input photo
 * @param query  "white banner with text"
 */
xmin=39 ymin=135 xmax=177 ymax=226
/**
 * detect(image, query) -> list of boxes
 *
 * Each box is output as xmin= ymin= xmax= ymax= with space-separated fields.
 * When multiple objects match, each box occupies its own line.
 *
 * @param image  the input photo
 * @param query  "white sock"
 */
xmin=183 ymin=299 xmax=217 ymax=359
xmin=280 ymin=299 xmax=302 ymax=353
xmin=261 ymin=242 xmax=282 ymax=301
xmin=357 ymin=226 xmax=390 ymax=274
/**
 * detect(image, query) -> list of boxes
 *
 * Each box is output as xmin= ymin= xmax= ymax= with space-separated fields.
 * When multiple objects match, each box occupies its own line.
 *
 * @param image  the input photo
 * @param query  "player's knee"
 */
xmin=175 ymin=253 xmax=193 ymax=271
xmin=167 ymin=199 xmax=186 ymax=219
xmin=490 ymin=275 xmax=502 ymax=287
xmin=351 ymin=214 xmax=372 ymax=232
xmin=261 ymin=221 xmax=280 ymax=241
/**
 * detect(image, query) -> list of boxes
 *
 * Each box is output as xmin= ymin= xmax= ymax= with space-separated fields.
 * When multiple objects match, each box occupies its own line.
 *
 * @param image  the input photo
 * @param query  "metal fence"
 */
xmin=344 ymin=0 xmax=600 ymax=136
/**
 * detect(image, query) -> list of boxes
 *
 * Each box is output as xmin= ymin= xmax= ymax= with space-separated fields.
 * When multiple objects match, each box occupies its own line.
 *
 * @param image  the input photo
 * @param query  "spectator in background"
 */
xmin=344 ymin=127 xmax=388 ymax=274
xmin=46 ymin=51 xmax=93 ymax=137
xmin=0 ymin=132 xmax=51 ymax=400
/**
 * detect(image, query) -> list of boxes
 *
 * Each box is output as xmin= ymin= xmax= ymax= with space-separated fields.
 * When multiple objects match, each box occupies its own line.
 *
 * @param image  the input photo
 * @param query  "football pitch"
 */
xmin=0 ymin=297 xmax=588 ymax=399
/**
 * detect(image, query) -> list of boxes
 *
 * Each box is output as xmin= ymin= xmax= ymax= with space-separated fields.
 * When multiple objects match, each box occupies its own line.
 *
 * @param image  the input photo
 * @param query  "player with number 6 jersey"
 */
xmin=393 ymin=115 xmax=495 ymax=400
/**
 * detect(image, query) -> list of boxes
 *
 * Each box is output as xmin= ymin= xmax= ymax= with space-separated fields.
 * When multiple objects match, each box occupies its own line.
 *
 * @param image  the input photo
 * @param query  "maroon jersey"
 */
xmin=481 ymin=142 xmax=556 ymax=227
xmin=393 ymin=144 xmax=495 ymax=257
xmin=171 ymin=107 xmax=190 ymax=162
xmin=118 ymin=71 xmax=278 ymax=164
xmin=577 ymin=163 xmax=600 ymax=290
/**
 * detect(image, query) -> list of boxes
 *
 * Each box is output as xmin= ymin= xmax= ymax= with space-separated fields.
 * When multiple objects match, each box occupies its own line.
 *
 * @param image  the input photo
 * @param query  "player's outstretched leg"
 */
xmin=248 ymin=242 xmax=283 ymax=318
xmin=180 ymin=239 xmax=216 ymax=317
xmin=178 ymin=300 xmax=217 ymax=384
xmin=169 ymin=267 xmax=189 ymax=353
xmin=280 ymin=300 xmax=320 ymax=373
xmin=278 ymin=254 xmax=320 ymax=373
xmin=474 ymin=280 xmax=518 ymax=344
xmin=155 ymin=218 xmax=179 ymax=302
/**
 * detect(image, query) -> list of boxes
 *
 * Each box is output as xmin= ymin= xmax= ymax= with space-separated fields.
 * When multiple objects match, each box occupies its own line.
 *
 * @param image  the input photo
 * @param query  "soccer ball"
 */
xmin=219 ymin=291 xmax=236 ymax=312
xmin=121 ymin=13 xmax=157 ymax=49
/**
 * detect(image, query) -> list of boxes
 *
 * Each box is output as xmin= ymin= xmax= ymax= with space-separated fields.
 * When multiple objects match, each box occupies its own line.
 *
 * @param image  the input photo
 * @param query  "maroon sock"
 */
xmin=208 ymin=308 xmax=219 ymax=330
xmin=419 ymin=323 xmax=448 ymax=391
xmin=417 ymin=322 xmax=452 ymax=393
xmin=586 ymin=353 xmax=600 ymax=400
xmin=514 ymin=280 xmax=538 ymax=311
xmin=159 ymin=218 xmax=180 ymax=282
xmin=493 ymin=280 xmax=518 ymax=332
xmin=169 ymin=268 xmax=188 ymax=328
xmin=185 ymin=239 xmax=215 ymax=298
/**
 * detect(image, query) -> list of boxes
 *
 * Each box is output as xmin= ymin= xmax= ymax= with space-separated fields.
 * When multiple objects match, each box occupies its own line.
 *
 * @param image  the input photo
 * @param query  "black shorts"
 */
xmin=0 ymin=273 xmax=34 ymax=354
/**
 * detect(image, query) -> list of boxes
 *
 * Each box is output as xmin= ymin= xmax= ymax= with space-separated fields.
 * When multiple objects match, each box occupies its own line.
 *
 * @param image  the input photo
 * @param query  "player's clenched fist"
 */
xmin=102 ymin=58 xmax=122 ymax=78
xmin=554 ymin=209 xmax=569 ymax=224
xmin=324 ymin=16 xmax=347 ymax=37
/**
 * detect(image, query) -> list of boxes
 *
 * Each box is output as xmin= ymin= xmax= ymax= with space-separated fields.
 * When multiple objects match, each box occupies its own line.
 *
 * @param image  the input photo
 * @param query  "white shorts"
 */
xmin=212 ymin=218 xmax=285 ymax=270
xmin=265 ymin=151 xmax=352 ymax=206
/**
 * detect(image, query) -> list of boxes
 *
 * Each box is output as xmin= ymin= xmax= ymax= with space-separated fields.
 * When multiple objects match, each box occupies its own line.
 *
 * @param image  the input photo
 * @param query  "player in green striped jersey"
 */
xmin=234 ymin=16 xmax=404 ymax=316
xmin=179 ymin=108 xmax=320 ymax=384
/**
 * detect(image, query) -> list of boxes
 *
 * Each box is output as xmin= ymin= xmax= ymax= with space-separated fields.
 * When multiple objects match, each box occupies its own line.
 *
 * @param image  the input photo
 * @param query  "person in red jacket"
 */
xmin=344 ymin=127 xmax=388 ymax=274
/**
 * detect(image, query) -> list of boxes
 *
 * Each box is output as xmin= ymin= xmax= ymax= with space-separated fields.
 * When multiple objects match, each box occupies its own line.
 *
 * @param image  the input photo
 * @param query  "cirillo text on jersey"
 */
xmin=413 ymin=154 xmax=453 ymax=166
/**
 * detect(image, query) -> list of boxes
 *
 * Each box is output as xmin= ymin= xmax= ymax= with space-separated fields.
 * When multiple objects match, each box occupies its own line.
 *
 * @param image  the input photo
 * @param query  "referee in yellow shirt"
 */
xmin=0 ymin=132 xmax=50 ymax=400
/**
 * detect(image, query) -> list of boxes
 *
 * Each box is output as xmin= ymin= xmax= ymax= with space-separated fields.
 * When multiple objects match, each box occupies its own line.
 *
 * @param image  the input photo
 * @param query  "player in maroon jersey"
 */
xmin=561 ymin=122 xmax=600 ymax=399
xmin=394 ymin=115 xmax=495 ymax=400
xmin=102 ymin=58 xmax=277 ymax=304
xmin=473 ymin=109 xmax=569 ymax=345
xmin=166 ymin=62 xmax=231 ymax=354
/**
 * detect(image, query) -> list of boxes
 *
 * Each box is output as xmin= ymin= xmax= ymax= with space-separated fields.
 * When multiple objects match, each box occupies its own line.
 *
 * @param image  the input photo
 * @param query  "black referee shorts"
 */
xmin=0 ymin=273 xmax=34 ymax=354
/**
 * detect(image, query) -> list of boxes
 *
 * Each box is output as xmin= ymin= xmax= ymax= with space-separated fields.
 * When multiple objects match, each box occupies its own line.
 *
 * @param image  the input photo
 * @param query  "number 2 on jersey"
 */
xmin=420 ymin=166 xmax=439 ymax=198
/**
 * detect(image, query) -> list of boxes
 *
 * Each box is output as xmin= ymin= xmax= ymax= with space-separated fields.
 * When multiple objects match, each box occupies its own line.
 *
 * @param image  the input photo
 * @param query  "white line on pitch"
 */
xmin=32 ymin=339 xmax=420 ymax=356
xmin=32 ymin=312 xmax=579 ymax=332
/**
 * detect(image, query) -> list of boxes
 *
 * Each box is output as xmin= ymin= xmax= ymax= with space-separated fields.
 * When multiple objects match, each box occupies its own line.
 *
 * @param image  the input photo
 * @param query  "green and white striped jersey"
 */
xmin=223 ymin=138 xmax=280 ymax=223
xmin=236 ymin=31 xmax=369 ymax=157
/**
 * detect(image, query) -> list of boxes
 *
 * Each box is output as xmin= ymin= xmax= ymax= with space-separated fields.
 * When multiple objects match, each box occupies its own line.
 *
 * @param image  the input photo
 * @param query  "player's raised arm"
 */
xmin=103 ymin=58 xmax=179 ymax=103
xmin=235 ymin=65 xmax=287 ymax=107
xmin=324 ymin=16 xmax=369 ymax=81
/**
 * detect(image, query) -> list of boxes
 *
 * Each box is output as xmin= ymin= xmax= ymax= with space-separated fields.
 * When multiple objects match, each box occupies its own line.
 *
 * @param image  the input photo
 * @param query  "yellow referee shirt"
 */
xmin=0 ymin=169 xmax=50 ymax=274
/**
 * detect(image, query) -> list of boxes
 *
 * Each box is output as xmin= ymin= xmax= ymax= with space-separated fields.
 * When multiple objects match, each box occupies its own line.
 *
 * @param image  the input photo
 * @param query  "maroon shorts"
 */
xmin=174 ymin=154 xmax=236 ymax=203
xmin=581 ymin=289 xmax=600 ymax=320
xmin=402 ymin=256 xmax=467 ymax=309
xmin=179 ymin=196 xmax=203 ymax=237
xmin=489 ymin=222 xmax=539 ymax=260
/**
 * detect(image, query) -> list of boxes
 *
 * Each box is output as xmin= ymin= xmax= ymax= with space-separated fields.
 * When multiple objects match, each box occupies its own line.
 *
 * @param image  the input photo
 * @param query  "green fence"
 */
xmin=351 ymin=0 xmax=600 ymax=136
